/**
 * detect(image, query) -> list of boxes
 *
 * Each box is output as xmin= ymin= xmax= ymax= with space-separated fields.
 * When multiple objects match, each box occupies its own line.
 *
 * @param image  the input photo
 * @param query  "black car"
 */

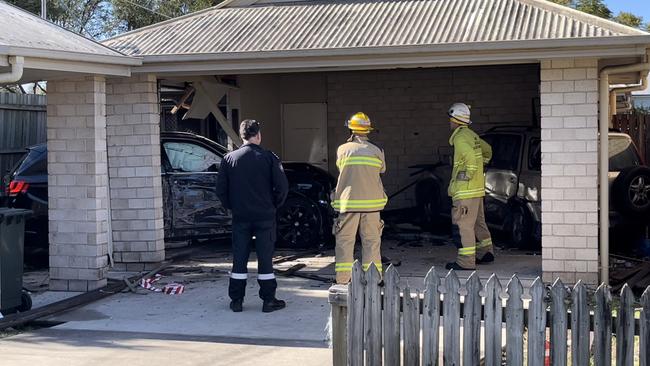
xmin=3 ymin=132 xmax=335 ymax=262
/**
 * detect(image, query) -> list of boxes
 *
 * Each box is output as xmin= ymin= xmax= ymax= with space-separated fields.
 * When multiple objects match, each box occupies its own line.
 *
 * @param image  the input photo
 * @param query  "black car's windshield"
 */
xmin=609 ymin=135 xmax=641 ymax=171
xmin=482 ymin=134 xmax=522 ymax=171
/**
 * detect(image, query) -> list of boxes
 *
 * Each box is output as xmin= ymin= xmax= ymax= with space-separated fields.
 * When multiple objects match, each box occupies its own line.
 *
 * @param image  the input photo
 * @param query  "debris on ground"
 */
xmin=610 ymin=254 xmax=650 ymax=293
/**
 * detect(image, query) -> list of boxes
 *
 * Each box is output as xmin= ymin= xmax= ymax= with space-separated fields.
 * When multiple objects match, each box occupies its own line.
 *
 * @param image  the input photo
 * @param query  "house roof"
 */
xmin=104 ymin=0 xmax=649 ymax=58
xmin=0 ymin=1 xmax=138 ymax=67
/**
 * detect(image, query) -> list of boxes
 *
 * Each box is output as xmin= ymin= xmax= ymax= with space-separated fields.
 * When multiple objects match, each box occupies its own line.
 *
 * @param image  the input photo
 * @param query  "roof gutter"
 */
xmin=609 ymin=72 xmax=649 ymax=116
xmin=0 ymin=56 xmax=24 ymax=84
xmin=137 ymin=36 xmax=650 ymax=63
xmin=598 ymin=49 xmax=650 ymax=285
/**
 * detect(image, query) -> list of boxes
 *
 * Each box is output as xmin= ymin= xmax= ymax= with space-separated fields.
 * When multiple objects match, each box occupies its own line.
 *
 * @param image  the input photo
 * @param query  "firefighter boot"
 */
xmin=262 ymin=298 xmax=287 ymax=313
xmin=230 ymin=299 xmax=243 ymax=313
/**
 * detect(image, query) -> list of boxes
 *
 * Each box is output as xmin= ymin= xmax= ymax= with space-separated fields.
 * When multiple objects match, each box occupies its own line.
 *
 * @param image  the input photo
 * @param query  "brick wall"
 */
xmin=326 ymin=64 xmax=540 ymax=208
xmin=46 ymin=76 xmax=109 ymax=291
xmin=106 ymin=74 xmax=165 ymax=271
xmin=540 ymin=58 xmax=599 ymax=284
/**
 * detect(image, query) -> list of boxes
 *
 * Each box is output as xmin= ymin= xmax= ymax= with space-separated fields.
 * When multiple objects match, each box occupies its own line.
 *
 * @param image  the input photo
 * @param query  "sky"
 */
xmin=605 ymin=0 xmax=650 ymax=22
xmin=603 ymin=2 xmax=650 ymax=94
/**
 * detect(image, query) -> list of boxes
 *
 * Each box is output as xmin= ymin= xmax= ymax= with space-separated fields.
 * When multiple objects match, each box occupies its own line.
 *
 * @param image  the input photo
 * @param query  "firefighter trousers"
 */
xmin=334 ymin=211 xmax=384 ymax=284
xmin=451 ymin=197 xmax=494 ymax=269
xmin=228 ymin=220 xmax=277 ymax=302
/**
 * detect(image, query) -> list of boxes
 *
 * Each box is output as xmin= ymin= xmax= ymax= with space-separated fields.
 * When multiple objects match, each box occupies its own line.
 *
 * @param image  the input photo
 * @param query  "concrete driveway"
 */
xmin=1 ymin=237 xmax=541 ymax=365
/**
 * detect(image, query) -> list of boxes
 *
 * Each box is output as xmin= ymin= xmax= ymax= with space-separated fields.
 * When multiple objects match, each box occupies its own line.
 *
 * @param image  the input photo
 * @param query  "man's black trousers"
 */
xmin=228 ymin=220 xmax=277 ymax=302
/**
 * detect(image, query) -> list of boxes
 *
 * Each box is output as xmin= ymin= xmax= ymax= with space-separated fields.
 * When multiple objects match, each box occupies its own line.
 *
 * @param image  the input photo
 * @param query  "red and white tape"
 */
xmin=162 ymin=283 xmax=185 ymax=295
xmin=140 ymin=274 xmax=163 ymax=292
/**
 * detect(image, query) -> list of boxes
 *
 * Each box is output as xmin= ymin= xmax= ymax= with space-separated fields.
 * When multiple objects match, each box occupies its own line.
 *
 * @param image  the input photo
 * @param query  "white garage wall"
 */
xmin=326 ymin=64 xmax=541 ymax=208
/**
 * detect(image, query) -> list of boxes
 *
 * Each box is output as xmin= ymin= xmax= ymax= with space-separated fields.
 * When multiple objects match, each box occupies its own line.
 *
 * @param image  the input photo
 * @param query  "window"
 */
xmin=15 ymin=149 xmax=47 ymax=176
xmin=163 ymin=142 xmax=222 ymax=173
xmin=528 ymin=138 xmax=541 ymax=171
xmin=609 ymin=135 xmax=641 ymax=172
xmin=482 ymin=134 xmax=522 ymax=171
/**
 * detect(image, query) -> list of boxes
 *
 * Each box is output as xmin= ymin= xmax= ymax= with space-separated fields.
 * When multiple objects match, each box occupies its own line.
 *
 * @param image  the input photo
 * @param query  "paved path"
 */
xmin=1 ymin=328 xmax=331 ymax=366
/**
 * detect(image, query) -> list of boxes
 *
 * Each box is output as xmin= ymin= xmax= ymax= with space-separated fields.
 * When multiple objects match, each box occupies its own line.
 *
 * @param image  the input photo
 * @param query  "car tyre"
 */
xmin=612 ymin=166 xmax=650 ymax=218
xmin=415 ymin=179 xmax=441 ymax=232
xmin=277 ymin=194 xmax=322 ymax=249
xmin=17 ymin=291 xmax=32 ymax=312
xmin=509 ymin=204 xmax=537 ymax=250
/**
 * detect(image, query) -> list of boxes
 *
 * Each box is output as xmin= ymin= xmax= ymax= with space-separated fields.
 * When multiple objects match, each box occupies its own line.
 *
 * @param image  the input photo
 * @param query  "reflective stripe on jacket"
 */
xmin=332 ymin=135 xmax=387 ymax=213
xmin=448 ymin=126 xmax=492 ymax=201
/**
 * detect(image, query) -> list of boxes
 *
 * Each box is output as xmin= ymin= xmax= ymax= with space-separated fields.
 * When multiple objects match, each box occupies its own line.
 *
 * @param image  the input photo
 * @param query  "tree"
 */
xmin=108 ymin=0 xmax=222 ymax=36
xmin=7 ymin=0 xmax=111 ymax=39
xmin=548 ymin=0 xmax=574 ymax=7
xmin=614 ymin=12 xmax=644 ymax=28
xmin=574 ymin=0 xmax=612 ymax=19
xmin=7 ymin=0 xmax=222 ymax=39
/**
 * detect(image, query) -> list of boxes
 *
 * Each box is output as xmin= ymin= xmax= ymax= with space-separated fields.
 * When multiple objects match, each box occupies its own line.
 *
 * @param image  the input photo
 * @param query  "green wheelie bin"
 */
xmin=0 ymin=208 xmax=32 ymax=314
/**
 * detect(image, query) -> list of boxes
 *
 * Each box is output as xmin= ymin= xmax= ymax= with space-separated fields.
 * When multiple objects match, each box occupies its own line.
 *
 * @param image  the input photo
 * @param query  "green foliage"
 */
xmin=7 ymin=0 xmax=222 ymax=39
xmin=548 ymin=0 xmax=575 ymax=7
xmin=575 ymin=0 xmax=612 ymax=19
xmin=7 ymin=0 xmax=111 ymax=38
xmin=614 ymin=12 xmax=644 ymax=28
xmin=109 ymin=0 xmax=221 ymax=36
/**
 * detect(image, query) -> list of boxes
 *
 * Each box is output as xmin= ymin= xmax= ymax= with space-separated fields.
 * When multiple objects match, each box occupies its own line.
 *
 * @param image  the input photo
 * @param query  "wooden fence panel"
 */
xmin=0 ymin=93 xmax=47 ymax=176
xmin=484 ymin=275 xmax=503 ymax=366
xmin=442 ymin=271 xmax=460 ymax=366
xmin=527 ymin=278 xmax=546 ymax=366
xmin=347 ymin=262 xmax=365 ymax=366
xmin=641 ymin=287 xmax=650 ymax=366
xmin=365 ymin=264 xmax=382 ymax=366
xmin=571 ymin=281 xmax=589 ymax=366
xmin=594 ymin=284 xmax=613 ymax=366
xmin=550 ymin=279 xmax=568 ymax=366
xmin=384 ymin=265 xmax=401 ymax=366
xmin=422 ymin=268 xmax=440 ymax=366
xmin=612 ymin=113 xmax=649 ymax=163
xmin=617 ymin=285 xmax=635 ymax=366
xmin=463 ymin=273 xmax=481 ymax=366
xmin=505 ymin=275 xmax=524 ymax=366
xmin=403 ymin=287 xmax=420 ymax=366
xmin=329 ymin=266 xmax=649 ymax=366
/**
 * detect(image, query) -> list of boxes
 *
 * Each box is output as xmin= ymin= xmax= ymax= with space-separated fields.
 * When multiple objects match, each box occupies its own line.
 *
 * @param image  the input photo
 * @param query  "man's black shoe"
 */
xmin=477 ymin=252 xmax=495 ymax=264
xmin=445 ymin=262 xmax=475 ymax=271
xmin=262 ymin=298 xmax=286 ymax=313
xmin=230 ymin=299 xmax=243 ymax=312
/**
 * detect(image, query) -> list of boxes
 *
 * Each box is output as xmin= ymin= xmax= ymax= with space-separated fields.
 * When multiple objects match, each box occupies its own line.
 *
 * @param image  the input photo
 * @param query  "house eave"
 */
xmin=133 ymin=37 xmax=650 ymax=75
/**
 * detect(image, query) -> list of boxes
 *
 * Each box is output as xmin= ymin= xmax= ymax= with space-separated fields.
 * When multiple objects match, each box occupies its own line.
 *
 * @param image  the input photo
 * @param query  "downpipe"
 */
xmin=0 ymin=56 xmax=24 ymax=84
xmin=598 ymin=50 xmax=650 ymax=285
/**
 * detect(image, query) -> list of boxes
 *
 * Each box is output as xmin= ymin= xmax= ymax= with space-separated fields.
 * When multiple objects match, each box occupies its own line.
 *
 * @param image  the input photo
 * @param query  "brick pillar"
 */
xmin=106 ymin=74 xmax=165 ymax=271
xmin=540 ymin=58 xmax=600 ymax=284
xmin=47 ymin=76 xmax=109 ymax=291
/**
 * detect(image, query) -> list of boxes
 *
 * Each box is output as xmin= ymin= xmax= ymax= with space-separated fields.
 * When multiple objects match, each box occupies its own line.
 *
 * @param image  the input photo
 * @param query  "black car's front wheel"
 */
xmin=613 ymin=166 xmax=650 ymax=218
xmin=277 ymin=195 xmax=322 ymax=249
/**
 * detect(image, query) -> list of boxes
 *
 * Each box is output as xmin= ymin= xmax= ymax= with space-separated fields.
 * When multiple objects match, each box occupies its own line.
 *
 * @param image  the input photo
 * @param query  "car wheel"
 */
xmin=415 ymin=180 xmax=441 ymax=231
xmin=17 ymin=291 xmax=32 ymax=312
xmin=277 ymin=195 xmax=322 ymax=249
xmin=612 ymin=166 xmax=650 ymax=217
xmin=509 ymin=204 xmax=536 ymax=250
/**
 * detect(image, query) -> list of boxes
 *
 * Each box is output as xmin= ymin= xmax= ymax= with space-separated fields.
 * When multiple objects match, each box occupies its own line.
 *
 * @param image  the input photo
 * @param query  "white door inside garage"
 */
xmin=281 ymin=103 xmax=328 ymax=170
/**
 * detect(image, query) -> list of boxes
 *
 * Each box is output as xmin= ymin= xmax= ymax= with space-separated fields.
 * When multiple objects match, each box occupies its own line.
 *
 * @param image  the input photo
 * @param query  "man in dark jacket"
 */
xmin=216 ymin=120 xmax=289 ymax=313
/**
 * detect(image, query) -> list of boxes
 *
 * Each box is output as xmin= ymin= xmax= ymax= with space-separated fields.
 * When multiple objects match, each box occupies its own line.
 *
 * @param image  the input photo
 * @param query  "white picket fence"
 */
xmin=328 ymin=262 xmax=650 ymax=366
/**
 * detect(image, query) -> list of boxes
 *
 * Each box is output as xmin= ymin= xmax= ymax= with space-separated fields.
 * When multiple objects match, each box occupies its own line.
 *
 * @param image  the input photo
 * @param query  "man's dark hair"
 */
xmin=239 ymin=119 xmax=261 ymax=140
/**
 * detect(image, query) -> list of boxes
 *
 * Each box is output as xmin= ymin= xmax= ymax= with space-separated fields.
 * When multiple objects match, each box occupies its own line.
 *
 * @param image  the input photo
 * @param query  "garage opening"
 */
xmin=158 ymin=63 xmax=543 ymax=279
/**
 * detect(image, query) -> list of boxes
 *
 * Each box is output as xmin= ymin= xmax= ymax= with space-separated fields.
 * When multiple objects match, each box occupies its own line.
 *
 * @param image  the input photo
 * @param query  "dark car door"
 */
xmin=161 ymin=137 xmax=231 ymax=239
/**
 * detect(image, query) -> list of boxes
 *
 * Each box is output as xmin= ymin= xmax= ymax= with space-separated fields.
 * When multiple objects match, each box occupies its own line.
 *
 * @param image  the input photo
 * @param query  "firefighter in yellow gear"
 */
xmin=446 ymin=103 xmax=494 ymax=270
xmin=332 ymin=112 xmax=387 ymax=284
